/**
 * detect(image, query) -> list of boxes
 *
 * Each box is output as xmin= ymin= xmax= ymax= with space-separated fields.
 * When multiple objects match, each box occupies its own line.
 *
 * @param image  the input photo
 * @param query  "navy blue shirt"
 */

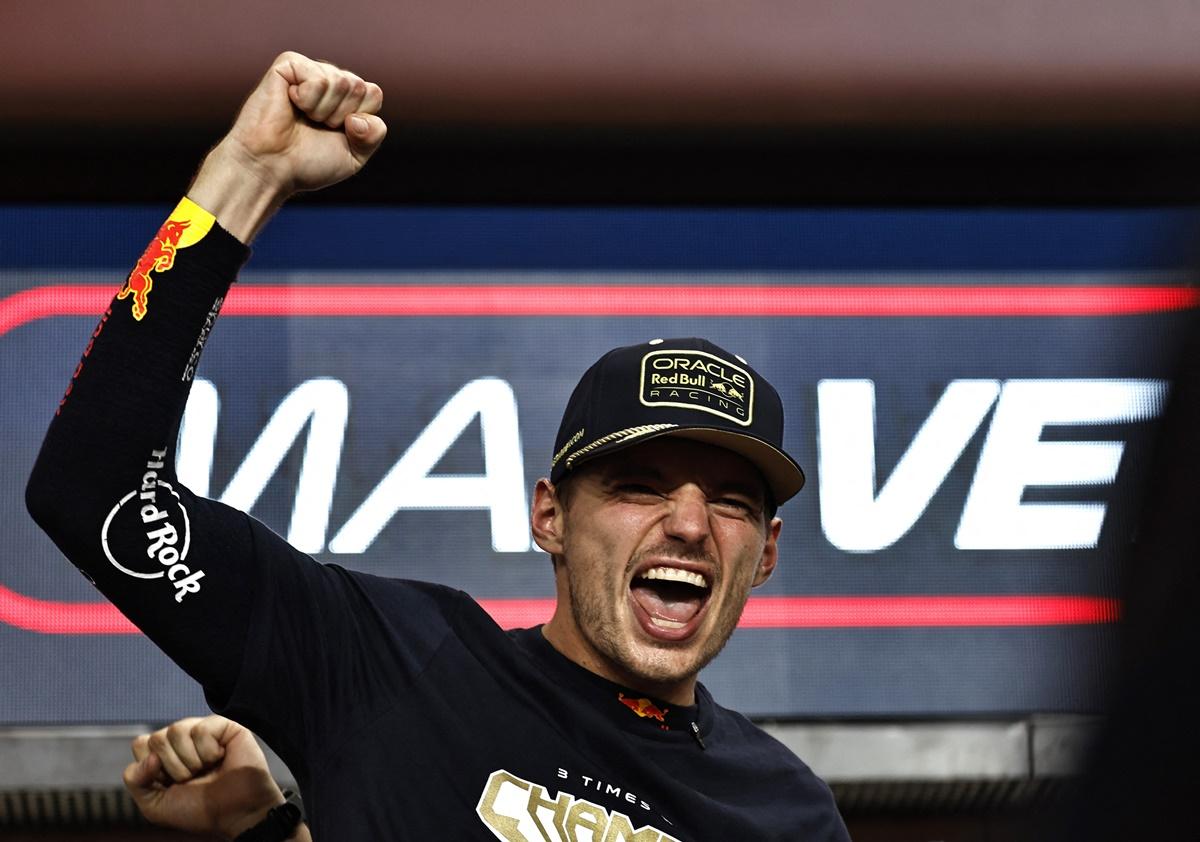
xmin=26 ymin=208 xmax=849 ymax=840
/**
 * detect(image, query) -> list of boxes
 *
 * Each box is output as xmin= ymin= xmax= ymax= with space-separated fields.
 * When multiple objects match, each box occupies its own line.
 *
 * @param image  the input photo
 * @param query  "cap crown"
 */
xmin=550 ymin=338 xmax=804 ymax=502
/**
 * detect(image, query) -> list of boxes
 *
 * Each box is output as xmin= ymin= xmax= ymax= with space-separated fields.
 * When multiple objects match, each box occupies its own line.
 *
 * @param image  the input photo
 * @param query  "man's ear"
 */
xmin=752 ymin=517 xmax=782 ymax=588
xmin=531 ymin=478 xmax=566 ymax=555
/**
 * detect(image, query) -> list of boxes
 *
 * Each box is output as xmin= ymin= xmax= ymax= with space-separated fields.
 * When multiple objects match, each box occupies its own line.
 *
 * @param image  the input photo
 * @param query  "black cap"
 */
xmin=549 ymin=338 xmax=805 ymax=504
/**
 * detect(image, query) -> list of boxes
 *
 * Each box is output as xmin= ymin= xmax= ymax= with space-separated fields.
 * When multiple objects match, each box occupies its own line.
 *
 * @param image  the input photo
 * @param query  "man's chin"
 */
xmin=619 ymin=636 xmax=707 ymax=689
xmin=625 ymin=608 xmax=743 ymax=690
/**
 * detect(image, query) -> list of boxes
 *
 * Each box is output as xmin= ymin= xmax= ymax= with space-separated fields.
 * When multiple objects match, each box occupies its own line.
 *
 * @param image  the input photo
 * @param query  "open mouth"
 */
xmin=629 ymin=566 xmax=712 ymax=641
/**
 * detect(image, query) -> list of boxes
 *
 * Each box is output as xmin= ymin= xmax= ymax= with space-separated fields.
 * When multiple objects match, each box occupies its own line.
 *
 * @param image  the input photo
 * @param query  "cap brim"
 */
xmin=573 ymin=426 xmax=806 ymax=505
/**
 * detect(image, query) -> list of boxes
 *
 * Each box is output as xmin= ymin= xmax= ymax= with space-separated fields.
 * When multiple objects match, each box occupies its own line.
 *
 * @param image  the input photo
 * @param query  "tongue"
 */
xmin=630 ymin=581 xmax=705 ymax=624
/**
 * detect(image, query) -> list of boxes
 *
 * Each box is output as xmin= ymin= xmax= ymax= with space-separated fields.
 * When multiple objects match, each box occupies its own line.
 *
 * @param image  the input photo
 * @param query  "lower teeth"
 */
xmin=650 ymin=617 xmax=686 ymax=630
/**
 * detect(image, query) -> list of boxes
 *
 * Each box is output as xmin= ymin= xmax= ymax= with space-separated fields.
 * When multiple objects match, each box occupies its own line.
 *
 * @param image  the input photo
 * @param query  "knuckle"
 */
xmin=274 ymin=52 xmax=303 ymax=76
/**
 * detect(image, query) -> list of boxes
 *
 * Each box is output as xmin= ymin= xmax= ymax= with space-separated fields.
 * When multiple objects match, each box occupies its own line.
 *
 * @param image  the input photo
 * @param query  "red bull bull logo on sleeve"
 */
xmin=117 ymin=197 xmax=215 ymax=321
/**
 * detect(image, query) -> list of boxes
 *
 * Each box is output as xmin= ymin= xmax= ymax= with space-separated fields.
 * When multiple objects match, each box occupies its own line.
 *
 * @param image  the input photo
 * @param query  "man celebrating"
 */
xmin=27 ymin=52 xmax=848 ymax=840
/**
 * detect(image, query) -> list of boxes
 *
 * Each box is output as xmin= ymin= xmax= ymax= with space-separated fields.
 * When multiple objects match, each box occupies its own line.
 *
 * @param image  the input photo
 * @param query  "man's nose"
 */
xmin=663 ymin=487 xmax=711 ymax=545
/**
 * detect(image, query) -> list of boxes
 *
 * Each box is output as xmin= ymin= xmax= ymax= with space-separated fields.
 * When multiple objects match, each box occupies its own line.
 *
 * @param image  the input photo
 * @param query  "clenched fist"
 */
xmin=189 ymin=51 xmax=387 ymax=243
xmin=123 ymin=715 xmax=301 ymax=840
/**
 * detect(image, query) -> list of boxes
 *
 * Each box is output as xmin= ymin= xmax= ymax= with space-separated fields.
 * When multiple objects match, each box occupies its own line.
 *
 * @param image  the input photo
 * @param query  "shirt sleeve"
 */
xmin=25 ymin=197 xmax=261 ymax=698
xmin=25 ymin=199 xmax=465 ymax=770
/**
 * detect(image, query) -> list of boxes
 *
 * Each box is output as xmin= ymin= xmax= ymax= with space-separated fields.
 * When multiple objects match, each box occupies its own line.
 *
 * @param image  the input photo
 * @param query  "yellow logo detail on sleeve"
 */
xmin=117 ymin=197 xmax=216 ymax=321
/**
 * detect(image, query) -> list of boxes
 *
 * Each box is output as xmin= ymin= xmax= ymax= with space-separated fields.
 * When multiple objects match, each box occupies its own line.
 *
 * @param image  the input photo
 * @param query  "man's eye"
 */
xmin=713 ymin=497 xmax=756 ymax=515
xmin=616 ymin=484 xmax=661 ymax=498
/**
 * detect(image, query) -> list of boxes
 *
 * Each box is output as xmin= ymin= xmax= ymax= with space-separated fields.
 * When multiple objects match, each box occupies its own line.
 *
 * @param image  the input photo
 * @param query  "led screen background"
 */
xmin=2 ymin=205 xmax=1197 ymax=724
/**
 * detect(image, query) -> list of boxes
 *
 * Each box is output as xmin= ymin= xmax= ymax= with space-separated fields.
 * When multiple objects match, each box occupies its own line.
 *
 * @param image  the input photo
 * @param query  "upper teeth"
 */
xmin=640 ymin=567 xmax=708 ymax=589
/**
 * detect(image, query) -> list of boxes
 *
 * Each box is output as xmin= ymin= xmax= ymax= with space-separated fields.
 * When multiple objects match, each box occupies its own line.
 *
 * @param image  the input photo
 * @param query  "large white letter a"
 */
xmin=329 ymin=378 xmax=530 ymax=554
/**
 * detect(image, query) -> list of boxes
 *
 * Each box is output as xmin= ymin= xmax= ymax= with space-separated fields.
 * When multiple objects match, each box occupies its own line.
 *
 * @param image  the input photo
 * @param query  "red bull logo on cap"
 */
xmin=640 ymin=349 xmax=755 ymax=426
xmin=117 ymin=198 xmax=215 ymax=321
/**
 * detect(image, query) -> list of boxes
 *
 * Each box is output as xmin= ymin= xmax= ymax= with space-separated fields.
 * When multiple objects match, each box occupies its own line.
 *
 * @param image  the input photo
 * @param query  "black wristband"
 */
xmin=233 ymin=789 xmax=304 ymax=842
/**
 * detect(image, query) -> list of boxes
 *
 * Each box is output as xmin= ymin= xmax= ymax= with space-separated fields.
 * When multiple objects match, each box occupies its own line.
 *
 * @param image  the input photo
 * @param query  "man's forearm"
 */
xmin=188 ymin=140 xmax=289 ymax=245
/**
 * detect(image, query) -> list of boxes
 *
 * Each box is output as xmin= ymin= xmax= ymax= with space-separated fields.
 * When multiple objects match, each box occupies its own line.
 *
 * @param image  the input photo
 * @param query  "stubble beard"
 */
xmin=564 ymin=551 xmax=750 ymax=691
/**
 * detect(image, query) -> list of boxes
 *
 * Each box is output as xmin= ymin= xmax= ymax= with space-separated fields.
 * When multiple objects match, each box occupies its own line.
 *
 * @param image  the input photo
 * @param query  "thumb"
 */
xmin=123 ymin=751 xmax=162 ymax=794
xmin=345 ymin=113 xmax=387 ymax=165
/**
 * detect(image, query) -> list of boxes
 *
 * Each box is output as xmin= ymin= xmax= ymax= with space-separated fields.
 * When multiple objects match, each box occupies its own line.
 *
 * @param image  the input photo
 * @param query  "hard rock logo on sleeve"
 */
xmin=100 ymin=448 xmax=204 ymax=603
xmin=117 ymin=197 xmax=215 ymax=321
xmin=639 ymin=349 xmax=754 ymax=426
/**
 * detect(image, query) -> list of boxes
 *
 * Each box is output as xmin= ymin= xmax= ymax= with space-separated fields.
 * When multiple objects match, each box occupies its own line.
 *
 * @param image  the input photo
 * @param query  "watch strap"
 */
xmin=233 ymin=789 xmax=304 ymax=842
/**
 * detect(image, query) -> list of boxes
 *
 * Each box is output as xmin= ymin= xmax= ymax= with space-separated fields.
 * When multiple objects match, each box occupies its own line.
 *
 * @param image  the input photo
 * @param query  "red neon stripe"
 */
xmin=0 ymin=588 xmax=1119 ymax=635
xmin=0 ymin=585 xmax=137 ymax=635
xmin=476 ymin=599 xmax=556 ymax=629
xmin=1 ymin=284 xmax=1197 ymax=336
xmin=735 ymin=595 xmax=1121 ymax=628
xmin=479 ymin=595 xmax=1120 ymax=629
xmin=221 ymin=285 xmax=1200 ymax=317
